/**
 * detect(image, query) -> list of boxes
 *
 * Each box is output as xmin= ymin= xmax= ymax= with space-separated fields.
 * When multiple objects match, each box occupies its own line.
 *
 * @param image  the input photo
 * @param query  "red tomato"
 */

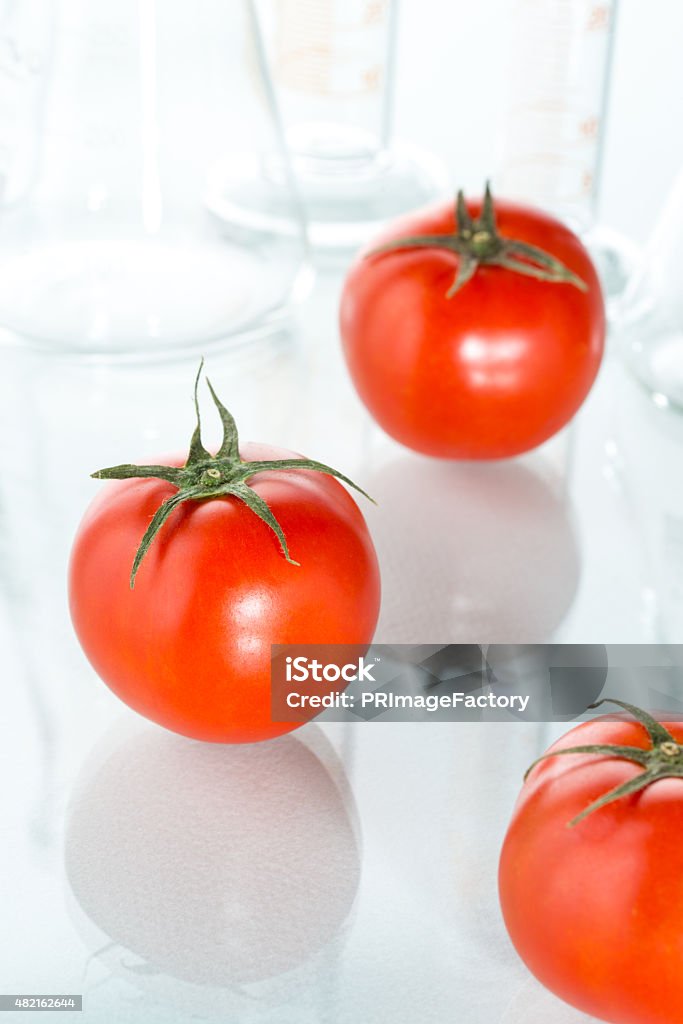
xmin=69 ymin=442 xmax=380 ymax=743
xmin=340 ymin=194 xmax=605 ymax=458
xmin=499 ymin=712 xmax=683 ymax=1024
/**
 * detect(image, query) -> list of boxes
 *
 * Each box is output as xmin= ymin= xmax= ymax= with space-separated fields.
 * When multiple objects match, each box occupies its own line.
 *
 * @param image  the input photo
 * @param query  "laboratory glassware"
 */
xmin=0 ymin=0 xmax=309 ymax=357
xmin=620 ymin=166 xmax=683 ymax=411
xmin=207 ymin=0 xmax=449 ymax=253
xmin=614 ymin=365 xmax=683 ymax=645
xmin=495 ymin=0 xmax=638 ymax=311
xmin=0 ymin=1 xmax=53 ymax=207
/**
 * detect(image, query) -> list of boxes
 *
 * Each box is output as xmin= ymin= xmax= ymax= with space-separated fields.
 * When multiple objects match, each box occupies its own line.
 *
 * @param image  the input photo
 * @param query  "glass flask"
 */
xmin=207 ymin=0 xmax=449 ymax=254
xmin=495 ymin=0 xmax=639 ymax=312
xmin=0 ymin=0 xmax=310 ymax=357
xmin=620 ymin=166 xmax=683 ymax=411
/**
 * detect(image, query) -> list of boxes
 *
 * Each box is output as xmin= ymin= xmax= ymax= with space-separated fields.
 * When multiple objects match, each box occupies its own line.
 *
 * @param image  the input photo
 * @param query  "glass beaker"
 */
xmin=495 ymin=0 xmax=639 ymax=311
xmin=207 ymin=0 xmax=449 ymax=254
xmin=0 ymin=0 xmax=310 ymax=357
xmin=620 ymin=166 xmax=683 ymax=410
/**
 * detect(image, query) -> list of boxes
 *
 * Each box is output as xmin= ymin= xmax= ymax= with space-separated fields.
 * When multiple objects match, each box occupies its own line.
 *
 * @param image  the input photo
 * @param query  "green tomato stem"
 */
xmin=92 ymin=361 xmax=374 ymax=589
xmin=526 ymin=699 xmax=683 ymax=827
xmin=368 ymin=182 xmax=588 ymax=297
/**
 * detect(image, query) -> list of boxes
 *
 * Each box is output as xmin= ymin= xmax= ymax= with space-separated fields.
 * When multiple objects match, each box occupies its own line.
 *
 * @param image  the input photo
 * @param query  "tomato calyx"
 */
xmin=92 ymin=362 xmax=374 ymax=589
xmin=368 ymin=182 xmax=588 ymax=297
xmin=526 ymin=698 xmax=683 ymax=827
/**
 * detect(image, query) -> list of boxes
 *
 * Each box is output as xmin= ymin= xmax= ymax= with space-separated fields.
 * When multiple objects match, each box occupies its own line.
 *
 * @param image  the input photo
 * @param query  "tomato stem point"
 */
xmin=367 ymin=182 xmax=589 ymax=297
xmin=526 ymin=699 xmax=683 ymax=827
xmin=92 ymin=365 xmax=374 ymax=587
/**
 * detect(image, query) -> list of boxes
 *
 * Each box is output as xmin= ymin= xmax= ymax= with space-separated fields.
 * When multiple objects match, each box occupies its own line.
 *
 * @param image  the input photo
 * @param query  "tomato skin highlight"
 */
xmin=69 ymin=443 xmax=381 ymax=743
xmin=499 ymin=715 xmax=683 ymax=1024
xmin=340 ymin=198 xmax=605 ymax=459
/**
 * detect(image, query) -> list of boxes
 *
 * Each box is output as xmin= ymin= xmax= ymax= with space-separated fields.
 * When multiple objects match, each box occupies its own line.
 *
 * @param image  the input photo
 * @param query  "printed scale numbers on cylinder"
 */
xmin=496 ymin=0 xmax=639 ymax=314
xmin=207 ymin=0 xmax=449 ymax=255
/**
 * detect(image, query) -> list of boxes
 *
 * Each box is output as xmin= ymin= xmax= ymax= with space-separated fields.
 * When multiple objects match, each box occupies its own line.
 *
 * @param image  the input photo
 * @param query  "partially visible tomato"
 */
xmin=499 ymin=703 xmax=683 ymax=1024
xmin=69 ymin=371 xmax=380 ymax=743
xmin=340 ymin=187 xmax=605 ymax=459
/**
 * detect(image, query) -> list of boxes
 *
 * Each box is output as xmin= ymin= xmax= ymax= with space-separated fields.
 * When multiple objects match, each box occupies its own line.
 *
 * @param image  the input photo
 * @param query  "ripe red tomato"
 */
xmin=69 ymin=442 xmax=380 ymax=743
xmin=499 ymin=709 xmax=683 ymax=1024
xmin=340 ymin=191 xmax=605 ymax=458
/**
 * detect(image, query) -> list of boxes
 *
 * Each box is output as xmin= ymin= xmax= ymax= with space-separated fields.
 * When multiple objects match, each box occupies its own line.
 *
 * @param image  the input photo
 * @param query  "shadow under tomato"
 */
xmin=366 ymin=456 xmax=581 ymax=643
xmin=64 ymin=722 xmax=360 ymax=1009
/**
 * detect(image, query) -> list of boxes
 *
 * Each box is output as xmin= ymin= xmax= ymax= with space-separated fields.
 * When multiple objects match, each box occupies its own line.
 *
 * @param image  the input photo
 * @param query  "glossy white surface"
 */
xmin=0 ymin=257 xmax=680 ymax=1022
xmin=1 ymin=1 xmax=681 ymax=1010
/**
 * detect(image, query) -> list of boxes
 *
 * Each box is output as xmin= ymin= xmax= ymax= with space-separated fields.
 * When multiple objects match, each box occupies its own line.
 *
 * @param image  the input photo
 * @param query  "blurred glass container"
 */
xmin=496 ymin=0 xmax=639 ymax=312
xmin=0 ymin=0 xmax=310 ymax=357
xmin=620 ymin=167 xmax=683 ymax=411
xmin=207 ymin=0 xmax=449 ymax=255
xmin=613 ymin=364 xmax=683 ymax=644
xmin=0 ymin=1 xmax=53 ymax=207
